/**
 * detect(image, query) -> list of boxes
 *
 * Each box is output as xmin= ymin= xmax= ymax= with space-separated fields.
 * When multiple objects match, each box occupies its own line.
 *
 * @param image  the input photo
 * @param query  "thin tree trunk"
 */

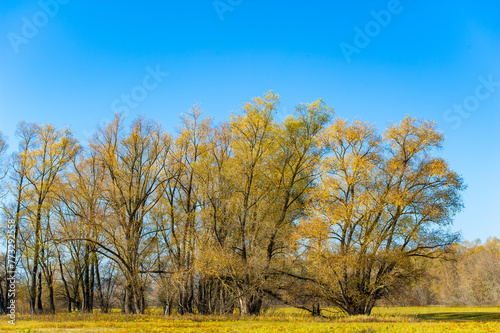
xmin=36 ymin=270 xmax=43 ymax=313
xmin=0 ymin=276 xmax=5 ymax=314
xmin=30 ymin=205 xmax=43 ymax=314
xmin=95 ymin=259 xmax=108 ymax=313
xmin=56 ymin=247 xmax=72 ymax=313
xmin=83 ymin=246 xmax=92 ymax=313
xmin=47 ymin=273 xmax=55 ymax=314
xmin=89 ymin=251 xmax=95 ymax=312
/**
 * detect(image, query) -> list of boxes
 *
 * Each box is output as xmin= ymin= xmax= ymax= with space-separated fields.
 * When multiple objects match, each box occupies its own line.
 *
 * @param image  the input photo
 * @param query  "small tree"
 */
xmin=296 ymin=116 xmax=465 ymax=315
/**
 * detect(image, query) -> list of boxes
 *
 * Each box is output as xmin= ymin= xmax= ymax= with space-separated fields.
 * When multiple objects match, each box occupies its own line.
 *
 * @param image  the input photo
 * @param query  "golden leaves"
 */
xmin=385 ymin=116 xmax=443 ymax=159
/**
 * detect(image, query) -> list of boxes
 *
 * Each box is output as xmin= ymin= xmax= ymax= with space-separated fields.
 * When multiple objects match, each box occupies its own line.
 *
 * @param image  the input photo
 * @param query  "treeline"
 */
xmin=390 ymin=237 xmax=500 ymax=307
xmin=0 ymin=92 xmax=466 ymax=316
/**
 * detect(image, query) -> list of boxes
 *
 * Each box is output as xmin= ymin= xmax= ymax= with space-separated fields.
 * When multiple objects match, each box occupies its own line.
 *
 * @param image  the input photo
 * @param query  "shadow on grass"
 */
xmin=417 ymin=312 xmax=500 ymax=321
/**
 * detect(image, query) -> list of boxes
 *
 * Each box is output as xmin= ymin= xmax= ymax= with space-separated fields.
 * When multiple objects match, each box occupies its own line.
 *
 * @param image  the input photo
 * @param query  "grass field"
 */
xmin=1 ymin=306 xmax=500 ymax=332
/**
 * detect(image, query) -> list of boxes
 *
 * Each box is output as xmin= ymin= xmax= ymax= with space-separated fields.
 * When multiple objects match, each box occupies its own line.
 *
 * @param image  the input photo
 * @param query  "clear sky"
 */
xmin=0 ymin=0 xmax=499 ymax=241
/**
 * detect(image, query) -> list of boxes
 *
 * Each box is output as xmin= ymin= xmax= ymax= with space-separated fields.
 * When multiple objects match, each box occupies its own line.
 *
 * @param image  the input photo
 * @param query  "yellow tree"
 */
xmin=54 ymin=151 xmax=109 ymax=313
xmin=196 ymin=121 xmax=235 ymax=315
xmin=23 ymin=123 xmax=80 ymax=314
xmin=223 ymin=91 xmax=279 ymax=314
xmin=90 ymin=114 xmax=172 ymax=314
xmin=2 ymin=124 xmax=38 ymax=309
xmin=197 ymin=92 xmax=332 ymax=315
xmin=297 ymin=116 xmax=465 ymax=315
xmin=153 ymin=106 xmax=210 ymax=314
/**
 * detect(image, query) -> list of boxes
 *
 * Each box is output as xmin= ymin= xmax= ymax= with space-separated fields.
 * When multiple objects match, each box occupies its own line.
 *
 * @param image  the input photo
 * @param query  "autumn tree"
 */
xmin=195 ymin=121 xmax=235 ymax=315
xmin=90 ymin=114 xmax=172 ymax=314
xmin=296 ymin=116 xmax=465 ymax=315
xmin=53 ymin=151 xmax=110 ymax=313
xmin=151 ymin=107 xmax=211 ymax=314
xmin=197 ymin=92 xmax=332 ymax=315
xmin=1 ymin=124 xmax=41 ymax=314
xmin=20 ymin=124 xmax=79 ymax=313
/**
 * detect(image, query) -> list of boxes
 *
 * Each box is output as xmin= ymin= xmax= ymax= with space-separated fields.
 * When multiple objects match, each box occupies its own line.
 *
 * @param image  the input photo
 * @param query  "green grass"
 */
xmin=1 ymin=306 xmax=500 ymax=332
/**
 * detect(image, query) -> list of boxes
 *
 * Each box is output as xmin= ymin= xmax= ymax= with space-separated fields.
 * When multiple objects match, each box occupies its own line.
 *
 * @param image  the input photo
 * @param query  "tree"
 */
xmin=196 ymin=121 xmax=235 ymax=315
xmin=90 ymin=114 xmax=172 ymax=314
xmin=216 ymin=91 xmax=280 ymax=314
xmin=22 ymin=123 xmax=79 ymax=313
xmin=1 ymin=124 xmax=38 ymax=312
xmin=296 ymin=116 xmax=465 ymax=315
xmin=55 ymin=151 xmax=109 ymax=313
xmin=197 ymin=92 xmax=332 ymax=315
xmin=153 ymin=106 xmax=211 ymax=314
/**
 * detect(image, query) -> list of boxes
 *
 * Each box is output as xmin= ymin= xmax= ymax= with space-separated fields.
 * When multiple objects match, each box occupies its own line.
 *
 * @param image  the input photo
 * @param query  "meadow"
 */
xmin=1 ymin=306 xmax=500 ymax=333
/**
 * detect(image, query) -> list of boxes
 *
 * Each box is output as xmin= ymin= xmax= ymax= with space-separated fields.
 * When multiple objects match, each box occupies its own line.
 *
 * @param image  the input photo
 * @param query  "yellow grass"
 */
xmin=1 ymin=306 xmax=499 ymax=332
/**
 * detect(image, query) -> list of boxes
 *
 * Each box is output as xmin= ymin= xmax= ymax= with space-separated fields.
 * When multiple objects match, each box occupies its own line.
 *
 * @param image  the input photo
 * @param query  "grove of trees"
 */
xmin=0 ymin=92 xmax=468 ymax=316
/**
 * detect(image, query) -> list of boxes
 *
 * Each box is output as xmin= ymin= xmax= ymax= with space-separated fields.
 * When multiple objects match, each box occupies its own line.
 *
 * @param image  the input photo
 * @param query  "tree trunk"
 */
xmin=47 ymin=276 xmax=55 ymax=314
xmin=82 ymin=246 xmax=94 ymax=313
xmin=90 ymin=253 xmax=95 ymax=312
xmin=30 ymin=203 xmax=43 ymax=314
xmin=239 ymin=294 xmax=262 ymax=315
xmin=123 ymin=281 xmax=142 ymax=314
xmin=0 ymin=276 xmax=5 ymax=314
xmin=198 ymin=277 xmax=234 ymax=315
xmin=36 ymin=271 xmax=43 ymax=313
xmin=73 ymin=283 xmax=81 ymax=312
xmin=41 ymin=262 xmax=56 ymax=314
xmin=312 ymin=303 xmax=321 ymax=316
xmin=57 ymin=249 xmax=72 ymax=313
xmin=83 ymin=253 xmax=89 ymax=312
xmin=178 ymin=274 xmax=195 ymax=315
xmin=344 ymin=301 xmax=374 ymax=316
xmin=95 ymin=261 xmax=108 ymax=313
xmin=163 ymin=297 xmax=173 ymax=316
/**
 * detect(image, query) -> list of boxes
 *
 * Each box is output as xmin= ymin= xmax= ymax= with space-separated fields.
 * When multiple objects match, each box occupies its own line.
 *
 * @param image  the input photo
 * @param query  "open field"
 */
xmin=1 ymin=307 xmax=500 ymax=333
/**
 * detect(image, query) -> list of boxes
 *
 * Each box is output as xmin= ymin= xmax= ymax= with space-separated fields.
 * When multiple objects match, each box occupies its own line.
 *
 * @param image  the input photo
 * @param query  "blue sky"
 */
xmin=0 ymin=0 xmax=499 ymax=241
